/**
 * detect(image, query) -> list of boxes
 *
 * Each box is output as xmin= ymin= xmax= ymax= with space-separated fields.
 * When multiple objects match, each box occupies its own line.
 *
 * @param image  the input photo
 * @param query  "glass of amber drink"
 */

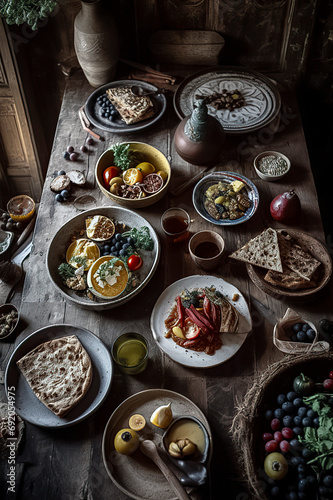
xmin=161 ymin=208 xmax=190 ymax=244
xmin=112 ymin=333 xmax=149 ymax=375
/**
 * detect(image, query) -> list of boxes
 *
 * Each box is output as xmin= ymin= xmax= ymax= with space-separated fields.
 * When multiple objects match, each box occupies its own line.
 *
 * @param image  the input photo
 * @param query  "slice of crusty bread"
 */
xmin=277 ymin=232 xmax=321 ymax=281
xmin=264 ymin=267 xmax=317 ymax=290
xmin=229 ymin=228 xmax=283 ymax=272
xmin=106 ymin=87 xmax=154 ymax=125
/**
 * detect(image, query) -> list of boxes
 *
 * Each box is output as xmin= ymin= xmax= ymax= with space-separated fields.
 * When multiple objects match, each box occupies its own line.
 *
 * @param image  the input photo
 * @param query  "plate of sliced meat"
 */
xmin=150 ymin=275 xmax=252 ymax=368
xmin=85 ymin=79 xmax=167 ymax=133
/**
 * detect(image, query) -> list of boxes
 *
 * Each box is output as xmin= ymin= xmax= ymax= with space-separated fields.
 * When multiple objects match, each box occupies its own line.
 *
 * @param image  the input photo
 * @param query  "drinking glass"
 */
xmin=112 ymin=332 xmax=149 ymax=375
xmin=161 ymin=208 xmax=190 ymax=244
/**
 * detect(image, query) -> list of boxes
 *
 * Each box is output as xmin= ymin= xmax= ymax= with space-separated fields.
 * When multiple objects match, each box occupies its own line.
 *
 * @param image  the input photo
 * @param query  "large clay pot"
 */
xmin=174 ymin=99 xmax=225 ymax=166
xmin=74 ymin=0 xmax=119 ymax=88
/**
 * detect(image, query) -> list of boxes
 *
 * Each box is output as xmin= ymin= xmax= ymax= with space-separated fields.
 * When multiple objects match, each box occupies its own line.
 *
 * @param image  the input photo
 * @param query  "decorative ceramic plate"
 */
xmin=150 ymin=275 xmax=252 ymax=368
xmin=102 ymin=389 xmax=212 ymax=500
xmin=174 ymin=67 xmax=281 ymax=134
xmin=246 ymin=228 xmax=333 ymax=301
xmin=192 ymin=171 xmax=259 ymax=226
xmin=46 ymin=206 xmax=160 ymax=311
xmin=85 ymin=79 xmax=167 ymax=133
xmin=5 ymin=324 xmax=113 ymax=428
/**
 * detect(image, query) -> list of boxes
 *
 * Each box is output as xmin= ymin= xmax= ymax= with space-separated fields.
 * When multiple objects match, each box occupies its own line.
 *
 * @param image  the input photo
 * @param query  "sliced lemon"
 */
xmin=129 ymin=414 xmax=146 ymax=431
xmin=150 ymin=403 xmax=172 ymax=429
xmin=123 ymin=168 xmax=143 ymax=185
xmin=136 ymin=162 xmax=155 ymax=175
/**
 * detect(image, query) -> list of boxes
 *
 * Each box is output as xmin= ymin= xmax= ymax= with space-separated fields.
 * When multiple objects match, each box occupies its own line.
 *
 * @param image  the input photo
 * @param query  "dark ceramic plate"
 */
xmin=192 ymin=171 xmax=259 ymax=226
xmin=85 ymin=79 xmax=167 ymax=133
xmin=174 ymin=66 xmax=281 ymax=134
xmin=5 ymin=324 xmax=113 ymax=428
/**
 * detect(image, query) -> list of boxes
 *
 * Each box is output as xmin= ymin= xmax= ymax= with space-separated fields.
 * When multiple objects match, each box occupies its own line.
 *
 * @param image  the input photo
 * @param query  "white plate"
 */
xmin=150 ymin=275 xmax=252 ymax=368
xmin=5 ymin=324 xmax=113 ymax=428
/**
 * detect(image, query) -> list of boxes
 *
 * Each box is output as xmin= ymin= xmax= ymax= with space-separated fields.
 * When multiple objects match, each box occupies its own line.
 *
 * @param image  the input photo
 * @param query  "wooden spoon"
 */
xmin=140 ymin=440 xmax=191 ymax=500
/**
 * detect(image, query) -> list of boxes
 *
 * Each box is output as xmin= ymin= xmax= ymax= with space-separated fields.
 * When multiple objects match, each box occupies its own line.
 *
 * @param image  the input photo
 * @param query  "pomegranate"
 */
xmin=270 ymin=190 xmax=301 ymax=223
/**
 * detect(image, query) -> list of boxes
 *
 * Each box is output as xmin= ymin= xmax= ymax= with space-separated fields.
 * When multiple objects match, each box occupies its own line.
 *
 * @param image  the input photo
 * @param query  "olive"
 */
xmin=264 ymin=452 xmax=288 ymax=480
xmin=320 ymin=318 xmax=333 ymax=334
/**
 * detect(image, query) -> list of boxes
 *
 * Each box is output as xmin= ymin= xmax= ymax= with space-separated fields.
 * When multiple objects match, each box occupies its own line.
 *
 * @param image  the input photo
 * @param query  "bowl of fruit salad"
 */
xmin=95 ymin=142 xmax=171 ymax=208
xmin=233 ymin=353 xmax=333 ymax=500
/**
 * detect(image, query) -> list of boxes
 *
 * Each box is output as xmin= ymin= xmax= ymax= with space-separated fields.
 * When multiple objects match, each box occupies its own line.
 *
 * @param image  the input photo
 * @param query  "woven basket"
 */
xmin=231 ymin=353 xmax=333 ymax=499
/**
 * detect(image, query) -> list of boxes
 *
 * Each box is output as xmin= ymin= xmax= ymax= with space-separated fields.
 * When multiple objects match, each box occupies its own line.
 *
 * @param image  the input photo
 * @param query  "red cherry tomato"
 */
xmin=103 ymin=166 xmax=119 ymax=187
xmin=329 ymin=371 xmax=333 ymax=380
xmin=127 ymin=255 xmax=143 ymax=271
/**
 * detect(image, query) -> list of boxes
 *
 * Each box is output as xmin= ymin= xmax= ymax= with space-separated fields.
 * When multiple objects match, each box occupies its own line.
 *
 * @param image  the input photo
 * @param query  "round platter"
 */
xmin=102 ymin=388 xmax=212 ymax=500
xmin=192 ymin=171 xmax=259 ymax=226
xmin=5 ymin=324 xmax=113 ymax=428
xmin=174 ymin=66 xmax=281 ymax=134
xmin=150 ymin=275 xmax=252 ymax=368
xmin=85 ymin=79 xmax=167 ymax=133
xmin=246 ymin=228 xmax=332 ymax=301
xmin=46 ymin=206 xmax=160 ymax=311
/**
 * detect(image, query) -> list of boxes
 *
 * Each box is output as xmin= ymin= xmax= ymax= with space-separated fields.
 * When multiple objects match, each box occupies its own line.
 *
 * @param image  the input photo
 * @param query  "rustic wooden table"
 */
xmin=1 ymin=69 xmax=332 ymax=500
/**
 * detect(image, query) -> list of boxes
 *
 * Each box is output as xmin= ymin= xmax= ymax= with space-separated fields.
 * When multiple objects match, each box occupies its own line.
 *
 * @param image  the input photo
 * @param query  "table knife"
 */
xmin=251 ymin=297 xmax=280 ymax=325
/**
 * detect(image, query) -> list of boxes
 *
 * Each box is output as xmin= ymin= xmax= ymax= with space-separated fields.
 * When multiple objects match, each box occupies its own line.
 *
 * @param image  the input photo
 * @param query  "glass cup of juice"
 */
xmin=112 ymin=332 xmax=149 ymax=375
xmin=161 ymin=208 xmax=190 ymax=244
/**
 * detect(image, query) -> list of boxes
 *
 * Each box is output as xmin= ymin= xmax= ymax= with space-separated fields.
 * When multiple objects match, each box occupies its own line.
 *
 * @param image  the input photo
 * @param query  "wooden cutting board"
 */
xmin=149 ymin=30 xmax=225 ymax=65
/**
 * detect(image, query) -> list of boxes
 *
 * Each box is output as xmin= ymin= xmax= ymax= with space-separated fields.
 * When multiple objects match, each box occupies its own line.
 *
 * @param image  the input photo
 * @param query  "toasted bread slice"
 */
xmin=229 ymin=228 xmax=283 ymax=272
xmin=277 ymin=232 xmax=321 ymax=281
xmin=264 ymin=267 xmax=317 ymax=290
xmin=106 ymin=87 xmax=154 ymax=125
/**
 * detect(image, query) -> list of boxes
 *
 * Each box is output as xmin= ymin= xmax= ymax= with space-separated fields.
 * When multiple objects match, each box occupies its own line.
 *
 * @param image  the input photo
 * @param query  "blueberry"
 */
xmin=103 ymin=245 xmax=111 ymax=253
xmin=63 ymin=152 xmax=70 ymax=160
xmin=302 ymin=323 xmax=310 ymax=332
xmin=307 ymin=475 xmax=316 ymax=486
xmin=286 ymin=493 xmax=298 ymax=500
xmin=297 ymin=331 xmax=307 ymax=342
xmin=298 ymin=493 xmax=307 ymax=499
xmin=282 ymin=402 xmax=295 ymax=413
xmin=294 ymin=415 xmax=302 ymax=426
xmin=55 ymin=194 xmax=64 ymax=202
xmin=290 ymin=334 xmax=298 ymax=342
xmin=274 ymin=408 xmax=284 ymax=419
xmin=323 ymin=475 xmax=333 ymax=488
xmin=292 ymin=323 xmax=303 ymax=332
xmin=122 ymin=243 xmax=130 ymax=251
xmin=101 ymin=112 xmax=107 ymax=118
xmin=306 ymin=329 xmax=316 ymax=341
xmin=119 ymin=249 xmax=126 ymax=256
xmin=298 ymin=407 xmax=308 ymax=418
xmin=60 ymin=189 xmax=69 ymax=200
xmin=307 ymin=409 xmax=316 ymax=419
xmin=127 ymin=237 xmax=135 ymax=245
xmin=287 ymin=391 xmax=297 ymax=402
xmin=290 ymin=438 xmax=303 ymax=451
xmin=283 ymin=415 xmax=294 ymax=427
xmin=293 ymin=427 xmax=304 ymax=436
xmin=302 ymin=448 xmax=313 ymax=460
xmin=112 ymin=250 xmax=119 ymax=256
xmin=290 ymin=456 xmax=305 ymax=466
xmin=115 ymin=242 xmax=122 ymax=250
xmin=277 ymin=394 xmax=286 ymax=405
xmin=111 ymin=237 xmax=117 ymax=245
xmin=102 ymin=251 xmax=109 ymax=256
xmin=319 ymin=486 xmax=330 ymax=496
xmin=302 ymin=417 xmax=313 ymax=427
xmin=265 ymin=409 xmax=274 ymax=420
xmin=111 ymin=246 xmax=117 ymax=253
xmin=298 ymin=478 xmax=309 ymax=492
xmin=108 ymin=115 xmax=114 ymax=121
xmin=111 ymin=109 xmax=118 ymax=116
xmin=298 ymin=464 xmax=307 ymax=474
xmin=293 ymin=398 xmax=303 ymax=408
xmin=270 ymin=486 xmax=280 ymax=497
xmin=115 ymin=233 xmax=122 ymax=241
xmin=58 ymin=169 xmax=66 ymax=175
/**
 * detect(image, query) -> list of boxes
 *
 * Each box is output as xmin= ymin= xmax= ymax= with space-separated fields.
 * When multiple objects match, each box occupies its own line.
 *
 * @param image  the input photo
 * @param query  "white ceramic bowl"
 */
xmin=253 ymin=151 xmax=291 ymax=181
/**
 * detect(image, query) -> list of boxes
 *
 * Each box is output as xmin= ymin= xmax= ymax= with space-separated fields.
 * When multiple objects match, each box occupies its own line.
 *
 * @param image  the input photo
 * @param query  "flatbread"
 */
xmin=16 ymin=336 xmax=92 ymax=418
xmin=220 ymin=298 xmax=239 ymax=332
xmin=106 ymin=87 xmax=154 ymax=125
xmin=229 ymin=228 xmax=283 ymax=272
xmin=264 ymin=267 xmax=317 ymax=290
xmin=277 ymin=232 xmax=321 ymax=281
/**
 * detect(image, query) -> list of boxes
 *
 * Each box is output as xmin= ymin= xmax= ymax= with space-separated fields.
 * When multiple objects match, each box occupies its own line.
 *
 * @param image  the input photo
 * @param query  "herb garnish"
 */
xmin=299 ymin=393 xmax=333 ymax=472
xmin=69 ymin=256 xmax=88 ymax=268
xmin=58 ymin=263 xmax=76 ymax=281
xmin=111 ymin=144 xmax=134 ymax=171
xmin=122 ymin=226 xmax=154 ymax=251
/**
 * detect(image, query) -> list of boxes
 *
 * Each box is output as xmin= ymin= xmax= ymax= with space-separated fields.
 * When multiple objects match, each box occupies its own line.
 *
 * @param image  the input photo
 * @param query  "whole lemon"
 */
xmin=136 ymin=162 xmax=155 ymax=175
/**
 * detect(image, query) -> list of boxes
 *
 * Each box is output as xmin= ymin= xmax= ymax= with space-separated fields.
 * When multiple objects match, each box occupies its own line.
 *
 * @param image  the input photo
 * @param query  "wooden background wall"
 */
xmin=5 ymin=0 xmax=333 ymax=178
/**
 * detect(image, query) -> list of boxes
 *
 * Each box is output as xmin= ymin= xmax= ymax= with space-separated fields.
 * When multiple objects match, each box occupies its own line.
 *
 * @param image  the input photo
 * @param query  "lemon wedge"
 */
xmin=150 ymin=403 xmax=173 ymax=429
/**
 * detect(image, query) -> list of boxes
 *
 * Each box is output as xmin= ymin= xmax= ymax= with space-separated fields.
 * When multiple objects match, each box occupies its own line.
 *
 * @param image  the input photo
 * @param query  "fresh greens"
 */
xmin=69 ymin=256 xmax=88 ymax=268
xmin=111 ymin=144 xmax=133 ymax=171
xmin=58 ymin=263 xmax=76 ymax=281
xmin=122 ymin=226 xmax=154 ymax=251
xmin=0 ymin=0 xmax=57 ymax=30
xmin=180 ymin=289 xmax=202 ymax=309
xmin=299 ymin=393 xmax=333 ymax=472
xmin=204 ymin=286 xmax=224 ymax=305
xmin=96 ymin=257 xmax=121 ymax=281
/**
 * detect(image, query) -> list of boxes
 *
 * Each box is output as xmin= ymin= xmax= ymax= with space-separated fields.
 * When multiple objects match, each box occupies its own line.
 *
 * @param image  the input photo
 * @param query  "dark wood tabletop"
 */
xmin=1 ymin=68 xmax=332 ymax=500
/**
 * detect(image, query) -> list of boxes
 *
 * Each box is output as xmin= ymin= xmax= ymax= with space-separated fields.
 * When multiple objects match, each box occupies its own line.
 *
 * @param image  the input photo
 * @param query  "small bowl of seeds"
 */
xmin=253 ymin=151 xmax=291 ymax=181
xmin=0 ymin=304 xmax=19 ymax=341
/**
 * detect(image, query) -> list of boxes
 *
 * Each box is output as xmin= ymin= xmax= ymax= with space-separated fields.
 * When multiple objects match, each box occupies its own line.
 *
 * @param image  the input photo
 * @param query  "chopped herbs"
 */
xmin=122 ymin=226 xmax=154 ymax=251
xmin=0 ymin=0 xmax=57 ymax=30
xmin=111 ymin=144 xmax=134 ymax=171
xmin=204 ymin=286 xmax=225 ymax=305
xmin=69 ymin=256 xmax=88 ymax=268
xmin=58 ymin=263 xmax=76 ymax=281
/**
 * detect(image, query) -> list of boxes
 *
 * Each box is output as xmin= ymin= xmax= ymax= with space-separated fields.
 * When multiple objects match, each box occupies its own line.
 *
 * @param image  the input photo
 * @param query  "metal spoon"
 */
xmin=131 ymin=85 xmax=165 ymax=97
xmin=140 ymin=440 xmax=191 ymax=500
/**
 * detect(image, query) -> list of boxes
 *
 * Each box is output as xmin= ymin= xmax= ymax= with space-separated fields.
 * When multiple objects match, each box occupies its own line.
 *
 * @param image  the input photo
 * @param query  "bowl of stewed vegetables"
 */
xmin=95 ymin=142 xmax=171 ymax=208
